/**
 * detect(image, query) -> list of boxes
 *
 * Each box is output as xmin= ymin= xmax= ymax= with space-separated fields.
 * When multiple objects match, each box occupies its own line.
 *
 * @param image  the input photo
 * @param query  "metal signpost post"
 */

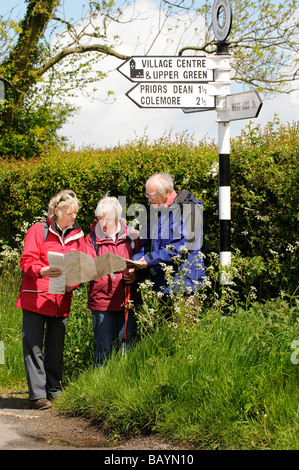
xmin=118 ymin=0 xmax=263 ymax=285
xmin=216 ymin=87 xmax=262 ymax=281
xmin=211 ymin=1 xmax=262 ymax=284
xmin=212 ymin=0 xmax=233 ymax=285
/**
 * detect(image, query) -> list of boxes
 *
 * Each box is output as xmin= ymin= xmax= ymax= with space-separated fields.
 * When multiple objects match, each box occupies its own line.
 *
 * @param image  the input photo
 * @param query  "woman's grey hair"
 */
xmin=48 ymin=190 xmax=79 ymax=218
xmin=146 ymin=172 xmax=174 ymax=195
xmin=95 ymin=195 xmax=122 ymax=220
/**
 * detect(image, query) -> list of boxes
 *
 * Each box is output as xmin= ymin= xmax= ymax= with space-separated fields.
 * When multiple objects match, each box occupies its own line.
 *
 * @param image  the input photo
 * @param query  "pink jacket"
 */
xmin=16 ymin=218 xmax=86 ymax=317
xmin=86 ymin=219 xmax=141 ymax=311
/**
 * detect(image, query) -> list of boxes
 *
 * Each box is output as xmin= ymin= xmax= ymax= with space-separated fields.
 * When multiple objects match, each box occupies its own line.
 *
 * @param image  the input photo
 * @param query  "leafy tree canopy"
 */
xmin=0 ymin=0 xmax=298 ymax=157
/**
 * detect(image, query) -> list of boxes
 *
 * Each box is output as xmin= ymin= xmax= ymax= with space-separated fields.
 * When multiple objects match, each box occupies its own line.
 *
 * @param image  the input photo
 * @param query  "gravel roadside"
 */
xmin=0 ymin=391 xmax=191 ymax=451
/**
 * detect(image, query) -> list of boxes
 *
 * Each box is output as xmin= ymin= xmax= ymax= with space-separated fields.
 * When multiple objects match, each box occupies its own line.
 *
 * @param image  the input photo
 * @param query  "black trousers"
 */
xmin=22 ymin=310 xmax=67 ymax=400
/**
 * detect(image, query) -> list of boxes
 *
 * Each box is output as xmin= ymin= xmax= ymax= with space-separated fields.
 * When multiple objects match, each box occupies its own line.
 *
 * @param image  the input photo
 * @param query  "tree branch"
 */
xmin=36 ymin=44 xmax=130 ymax=76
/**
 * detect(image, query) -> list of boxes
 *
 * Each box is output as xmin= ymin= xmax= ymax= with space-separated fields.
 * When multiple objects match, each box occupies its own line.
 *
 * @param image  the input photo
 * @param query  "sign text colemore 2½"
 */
xmin=126 ymin=82 xmax=215 ymax=108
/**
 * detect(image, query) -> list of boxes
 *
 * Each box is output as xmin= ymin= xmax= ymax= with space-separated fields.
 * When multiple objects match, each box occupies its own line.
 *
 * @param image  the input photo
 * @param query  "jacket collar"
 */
xmin=49 ymin=217 xmax=82 ymax=241
xmin=164 ymin=190 xmax=178 ymax=207
xmin=92 ymin=218 xmax=129 ymax=242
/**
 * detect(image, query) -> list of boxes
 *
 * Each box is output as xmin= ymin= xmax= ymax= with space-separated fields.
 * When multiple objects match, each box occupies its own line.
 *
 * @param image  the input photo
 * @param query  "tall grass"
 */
xmin=0 ymin=270 xmax=25 ymax=390
xmin=0 ymin=274 xmax=94 ymax=390
xmin=63 ymin=284 xmax=95 ymax=379
xmin=55 ymin=299 xmax=299 ymax=450
xmin=0 ymin=255 xmax=298 ymax=449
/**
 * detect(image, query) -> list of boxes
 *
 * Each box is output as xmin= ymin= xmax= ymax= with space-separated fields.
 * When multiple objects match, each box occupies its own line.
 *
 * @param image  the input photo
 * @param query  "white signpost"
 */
xmin=120 ymin=55 xmax=232 ymax=111
xmin=126 ymin=82 xmax=215 ymax=109
xmin=218 ymin=90 xmax=263 ymax=122
xmin=117 ymin=0 xmax=263 ymax=286
xmin=117 ymin=56 xmax=214 ymax=82
xmin=184 ymin=90 xmax=262 ymax=119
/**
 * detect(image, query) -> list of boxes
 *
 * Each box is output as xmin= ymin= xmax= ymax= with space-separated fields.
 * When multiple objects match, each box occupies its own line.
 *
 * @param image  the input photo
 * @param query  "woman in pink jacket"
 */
xmin=16 ymin=190 xmax=86 ymax=409
xmin=85 ymin=196 xmax=141 ymax=365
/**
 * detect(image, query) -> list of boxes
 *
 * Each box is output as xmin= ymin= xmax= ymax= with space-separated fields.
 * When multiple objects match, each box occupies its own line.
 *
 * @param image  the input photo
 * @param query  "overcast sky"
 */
xmin=3 ymin=0 xmax=299 ymax=149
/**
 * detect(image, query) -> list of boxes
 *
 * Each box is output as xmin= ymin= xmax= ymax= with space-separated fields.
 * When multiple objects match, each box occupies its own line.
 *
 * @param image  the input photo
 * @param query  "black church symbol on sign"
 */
xmin=130 ymin=59 xmax=144 ymax=79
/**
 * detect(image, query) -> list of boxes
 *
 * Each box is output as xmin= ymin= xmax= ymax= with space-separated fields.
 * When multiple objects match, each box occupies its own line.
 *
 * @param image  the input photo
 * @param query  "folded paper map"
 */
xmin=47 ymin=251 xmax=127 ymax=294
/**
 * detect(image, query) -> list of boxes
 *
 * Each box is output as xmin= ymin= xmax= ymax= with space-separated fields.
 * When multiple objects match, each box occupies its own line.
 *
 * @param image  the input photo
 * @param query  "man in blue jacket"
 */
xmin=132 ymin=172 xmax=205 ymax=297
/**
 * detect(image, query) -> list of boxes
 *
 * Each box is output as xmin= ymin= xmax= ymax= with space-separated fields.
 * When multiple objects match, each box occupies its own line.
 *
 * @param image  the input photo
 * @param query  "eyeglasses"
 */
xmin=144 ymin=192 xmax=159 ymax=199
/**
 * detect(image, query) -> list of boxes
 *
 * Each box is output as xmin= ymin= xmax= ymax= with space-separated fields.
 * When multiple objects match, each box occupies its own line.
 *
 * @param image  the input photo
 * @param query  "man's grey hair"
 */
xmin=146 ymin=172 xmax=174 ymax=195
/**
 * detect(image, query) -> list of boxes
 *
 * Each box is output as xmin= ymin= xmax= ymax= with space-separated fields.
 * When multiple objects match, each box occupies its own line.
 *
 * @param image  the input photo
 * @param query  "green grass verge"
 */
xmin=54 ymin=299 xmax=299 ymax=450
xmin=1 ymin=270 xmax=298 ymax=449
xmin=0 ymin=271 xmax=26 ymax=390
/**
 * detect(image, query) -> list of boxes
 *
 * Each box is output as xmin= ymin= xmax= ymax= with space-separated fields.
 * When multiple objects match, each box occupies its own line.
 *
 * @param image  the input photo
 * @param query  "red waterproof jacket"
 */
xmin=86 ymin=219 xmax=141 ymax=311
xmin=16 ymin=218 xmax=86 ymax=317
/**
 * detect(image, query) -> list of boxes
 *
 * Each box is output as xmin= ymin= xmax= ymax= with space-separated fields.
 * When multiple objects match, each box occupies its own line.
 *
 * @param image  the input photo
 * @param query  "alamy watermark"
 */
xmin=96 ymin=195 xmax=203 ymax=251
xmin=290 ymin=339 xmax=299 ymax=365
xmin=0 ymin=80 xmax=4 ymax=104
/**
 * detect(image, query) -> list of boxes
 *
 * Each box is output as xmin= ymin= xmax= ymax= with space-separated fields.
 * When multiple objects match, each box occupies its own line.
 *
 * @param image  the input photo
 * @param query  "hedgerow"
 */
xmin=0 ymin=119 xmax=298 ymax=299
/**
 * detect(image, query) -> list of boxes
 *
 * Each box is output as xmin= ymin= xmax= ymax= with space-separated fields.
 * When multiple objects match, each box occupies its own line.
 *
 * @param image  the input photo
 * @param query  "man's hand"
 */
xmin=122 ymin=267 xmax=136 ymax=284
xmin=131 ymin=257 xmax=148 ymax=269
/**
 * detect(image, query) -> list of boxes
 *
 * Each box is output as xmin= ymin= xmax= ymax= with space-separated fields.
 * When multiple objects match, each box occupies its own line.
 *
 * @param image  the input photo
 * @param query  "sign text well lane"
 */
xmin=118 ymin=56 xmax=214 ymax=82
xmin=220 ymin=91 xmax=263 ymax=121
xmin=126 ymin=82 xmax=215 ymax=108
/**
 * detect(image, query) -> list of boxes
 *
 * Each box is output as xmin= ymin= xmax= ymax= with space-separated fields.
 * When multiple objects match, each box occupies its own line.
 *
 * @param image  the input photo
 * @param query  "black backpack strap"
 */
xmin=175 ymin=191 xmax=203 ymax=234
xmin=41 ymin=221 xmax=49 ymax=242
xmin=41 ymin=220 xmax=80 ymax=246
xmin=91 ymin=231 xmax=100 ymax=255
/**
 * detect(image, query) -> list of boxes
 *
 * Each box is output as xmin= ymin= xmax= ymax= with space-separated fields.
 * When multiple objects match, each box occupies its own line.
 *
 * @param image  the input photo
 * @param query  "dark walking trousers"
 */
xmin=22 ymin=309 xmax=67 ymax=401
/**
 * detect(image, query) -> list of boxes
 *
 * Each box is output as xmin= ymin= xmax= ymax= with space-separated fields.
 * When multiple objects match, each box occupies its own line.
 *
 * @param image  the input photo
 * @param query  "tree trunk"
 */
xmin=1 ymin=0 xmax=58 ymax=127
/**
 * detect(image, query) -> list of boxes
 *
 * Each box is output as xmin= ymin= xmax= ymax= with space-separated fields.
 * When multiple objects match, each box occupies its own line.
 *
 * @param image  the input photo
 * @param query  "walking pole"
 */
xmin=122 ymin=284 xmax=131 ymax=356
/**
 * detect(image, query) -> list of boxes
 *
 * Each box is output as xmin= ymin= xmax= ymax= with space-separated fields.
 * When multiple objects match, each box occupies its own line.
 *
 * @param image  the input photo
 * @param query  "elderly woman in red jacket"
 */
xmin=16 ymin=190 xmax=86 ymax=410
xmin=85 ymin=196 xmax=141 ymax=365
